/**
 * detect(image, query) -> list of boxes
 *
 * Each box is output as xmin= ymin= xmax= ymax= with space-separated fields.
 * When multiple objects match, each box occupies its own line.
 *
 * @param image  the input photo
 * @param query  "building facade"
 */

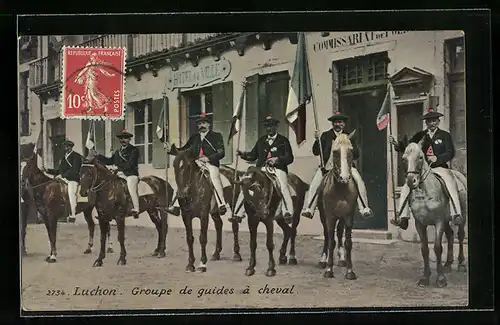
xmin=22 ymin=31 xmax=466 ymax=240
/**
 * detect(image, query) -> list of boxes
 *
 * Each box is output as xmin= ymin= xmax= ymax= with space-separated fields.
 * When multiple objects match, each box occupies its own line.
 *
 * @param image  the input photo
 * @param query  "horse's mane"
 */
xmin=333 ymin=133 xmax=353 ymax=149
xmin=403 ymin=142 xmax=423 ymax=160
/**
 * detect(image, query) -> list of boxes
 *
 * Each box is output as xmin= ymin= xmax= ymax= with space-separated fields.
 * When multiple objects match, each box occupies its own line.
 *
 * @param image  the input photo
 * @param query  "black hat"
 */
xmin=62 ymin=138 xmax=74 ymax=147
xmin=195 ymin=112 xmax=213 ymax=123
xmin=422 ymin=108 xmax=444 ymax=120
xmin=328 ymin=111 xmax=349 ymax=121
xmin=263 ymin=114 xmax=280 ymax=126
xmin=116 ymin=129 xmax=134 ymax=139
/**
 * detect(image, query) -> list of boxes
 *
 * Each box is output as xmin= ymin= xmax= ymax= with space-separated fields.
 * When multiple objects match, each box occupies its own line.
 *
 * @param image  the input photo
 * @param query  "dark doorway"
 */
xmin=339 ymin=87 xmax=388 ymax=230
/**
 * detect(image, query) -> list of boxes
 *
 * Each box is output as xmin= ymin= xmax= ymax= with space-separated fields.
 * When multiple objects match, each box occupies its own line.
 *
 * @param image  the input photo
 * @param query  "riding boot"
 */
xmin=126 ymin=175 xmax=140 ymax=219
xmin=442 ymin=172 xmax=463 ymax=225
xmin=351 ymin=167 xmax=373 ymax=218
xmin=390 ymin=184 xmax=411 ymax=230
xmin=275 ymin=169 xmax=294 ymax=224
xmin=301 ymin=168 xmax=323 ymax=219
xmin=206 ymin=163 xmax=228 ymax=216
xmin=67 ymin=181 xmax=78 ymax=223
xmin=229 ymin=191 xmax=246 ymax=223
xmin=167 ymin=190 xmax=181 ymax=216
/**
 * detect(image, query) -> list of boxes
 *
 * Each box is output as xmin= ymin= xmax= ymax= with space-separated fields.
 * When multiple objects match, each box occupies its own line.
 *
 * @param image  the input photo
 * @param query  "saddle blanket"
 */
xmin=431 ymin=167 xmax=467 ymax=194
xmin=114 ymin=172 xmax=155 ymax=196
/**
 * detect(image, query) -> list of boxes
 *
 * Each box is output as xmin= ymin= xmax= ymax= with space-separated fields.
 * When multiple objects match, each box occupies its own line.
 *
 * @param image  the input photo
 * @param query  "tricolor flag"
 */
xmin=376 ymin=83 xmax=394 ymax=131
xmin=285 ymin=32 xmax=312 ymax=146
xmin=85 ymin=120 xmax=96 ymax=149
xmin=156 ymin=97 xmax=167 ymax=142
xmin=228 ymin=85 xmax=245 ymax=144
xmin=33 ymin=128 xmax=43 ymax=157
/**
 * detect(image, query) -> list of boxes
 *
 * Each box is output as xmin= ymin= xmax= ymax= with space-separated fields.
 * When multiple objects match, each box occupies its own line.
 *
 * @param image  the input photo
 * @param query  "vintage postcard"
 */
xmin=19 ymin=31 xmax=468 ymax=312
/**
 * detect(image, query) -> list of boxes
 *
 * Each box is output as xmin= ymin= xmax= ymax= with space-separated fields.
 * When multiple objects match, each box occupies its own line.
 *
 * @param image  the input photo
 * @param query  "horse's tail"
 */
xmin=140 ymin=175 xmax=174 ymax=206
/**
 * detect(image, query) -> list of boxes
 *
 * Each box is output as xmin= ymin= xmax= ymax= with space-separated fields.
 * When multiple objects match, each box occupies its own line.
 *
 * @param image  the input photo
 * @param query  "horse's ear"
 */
xmin=348 ymin=129 xmax=356 ymax=139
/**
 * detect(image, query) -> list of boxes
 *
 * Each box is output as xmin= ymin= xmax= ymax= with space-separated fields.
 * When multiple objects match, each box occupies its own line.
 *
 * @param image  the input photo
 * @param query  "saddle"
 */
xmin=246 ymin=166 xmax=284 ymax=205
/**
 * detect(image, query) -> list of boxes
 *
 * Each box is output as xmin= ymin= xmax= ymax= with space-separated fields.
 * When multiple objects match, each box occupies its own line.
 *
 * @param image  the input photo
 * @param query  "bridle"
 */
xmin=405 ymin=155 xmax=434 ymax=188
xmin=81 ymin=163 xmax=110 ymax=193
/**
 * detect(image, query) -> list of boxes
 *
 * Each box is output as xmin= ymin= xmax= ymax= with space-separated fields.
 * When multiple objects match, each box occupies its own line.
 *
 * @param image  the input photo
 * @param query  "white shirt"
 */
xmin=427 ymin=128 xmax=438 ymax=139
xmin=65 ymin=150 xmax=73 ymax=159
xmin=334 ymin=130 xmax=342 ymax=138
xmin=267 ymin=133 xmax=277 ymax=145
xmin=200 ymin=131 xmax=208 ymax=141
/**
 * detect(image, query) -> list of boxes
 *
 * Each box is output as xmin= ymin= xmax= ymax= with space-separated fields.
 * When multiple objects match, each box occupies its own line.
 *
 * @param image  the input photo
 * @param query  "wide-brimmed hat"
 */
xmin=62 ymin=138 xmax=74 ymax=146
xmin=422 ymin=108 xmax=444 ymax=120
xmin=328 ymin=111 xmax=349 ymax=122
xmin=116 ymin=129 xmax=134 ymax=139
xmin=195 ymin=112 xmax=213 ymax=123
xmin=263 ymin=114 xmax=280 ymax=126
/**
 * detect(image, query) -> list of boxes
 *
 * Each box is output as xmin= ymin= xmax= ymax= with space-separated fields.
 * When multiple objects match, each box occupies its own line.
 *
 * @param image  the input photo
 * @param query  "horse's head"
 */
xmin=21 ymin=155 xmax=42 ymax=185
xmin=79 ymin=157 xmax=98 ymax=197
xmin=330 ymin=131 xmax=356 ymax=184
xmin=402 ymin=141 xmax=427 ymax=189
xmin=172 ymin=147 xmax=197 ymax=193
xmin=240 ymin=166 xmax=275 ymax=216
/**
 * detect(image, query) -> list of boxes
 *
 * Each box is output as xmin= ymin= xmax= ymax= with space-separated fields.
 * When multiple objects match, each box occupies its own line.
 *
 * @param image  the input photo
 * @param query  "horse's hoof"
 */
xmin=107 ymin=248 xmax=114 ymax=254
xmin=196 ymin=266 xmax=207 ymax=273
xmin=279 ymin=256 xmax=288 ymax=265
xmin=45 ymin=256 xmax=51 ymax=262
xmin=245 ymin=268 xmax=255 ymax=276
xmin=457 ymin=264 xmax=467 ymax=273
xmin=83 ymin=248 xmax=92 ymax=254
xmin=288 ymin=257 xmax=298 ymax=265
xmin=117 ymin=258 xmax=127 ymax=266
xmin=185 ymin=265 xmax=195 ymax=272
xmin=211 ymin=253 xmax=220 ymax=261
xmin=47 ymin=257 xmax=56 ymax=263
xmin=418 ymin=277 xmax=430 ymax=287
xmin=443 ymin=264 xmax=452 ymax=273
xmin=317 ymin=262 xmax=327 ymax=269
xmin=266 ymin=269 xmax=276 ymax=277
xmin=157 ymin=251 xmax=166 ymax=258
xmin=151 ymin=250 xmax=159 ymax=257
xmin=93 ymin=260 xmax=103 ymax=267
xmin=345 ymin=271 xmax=357 ymax=280
xmin=338 ymin=260 xmax=347 ymax=267
xmin=436 ymin=275 xmax=447 ymax=288
xmin=323 ymin=270 xmax=334 ymax=278
xmin=232 ymin=253 xmax=242 ymax=262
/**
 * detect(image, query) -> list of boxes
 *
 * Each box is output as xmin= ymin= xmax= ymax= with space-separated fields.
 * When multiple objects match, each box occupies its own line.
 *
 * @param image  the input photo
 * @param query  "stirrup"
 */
xmin=228 ymin=214 xmax=245 ymax=223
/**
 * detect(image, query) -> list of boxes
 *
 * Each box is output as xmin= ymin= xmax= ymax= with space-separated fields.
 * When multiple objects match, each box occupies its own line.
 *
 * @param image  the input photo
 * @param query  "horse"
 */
xmin=20 ymin=155 xmax=110 ymax=263
xmin=402 ymin=142 xmax=467 ymax=287
xmin=79 ymin=157 xmax=172 ymax=267
xmin=318 ymin=131 xmax=359 ymax=280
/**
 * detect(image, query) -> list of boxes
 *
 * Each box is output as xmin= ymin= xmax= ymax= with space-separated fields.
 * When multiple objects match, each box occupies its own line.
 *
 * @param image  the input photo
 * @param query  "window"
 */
xmin=338 ymin=52 xmax=389 ymax=90
xmin=20 ymin=72 xmax=30 ymax=136
xmin=447 ymin=37 xmax=465 ymax=74
xmin=48 ymin=118 xmax=66 ymax=168
xmin=130 ymin=99 xmax=153 ymax=164
xmin=184 ymin=88 xmax=214 ymax=137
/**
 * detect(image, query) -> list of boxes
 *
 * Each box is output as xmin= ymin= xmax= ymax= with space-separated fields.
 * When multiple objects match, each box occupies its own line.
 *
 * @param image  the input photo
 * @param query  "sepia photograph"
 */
xmin=19 ymin=29 xmax=469 ymax=311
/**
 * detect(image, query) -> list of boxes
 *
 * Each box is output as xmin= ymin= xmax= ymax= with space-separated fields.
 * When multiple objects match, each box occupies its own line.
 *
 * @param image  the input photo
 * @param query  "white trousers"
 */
xmin=61 ymin=178 xmax=78 ymax=217
xmin=398 ymin=167 xmax=462 ymax=218
xmin=171 ymin=161 xmax=227 ymax=208
xmin=119 ymin=173 xmax=140 ymax=212
xmin=303 ymin=167 xmax=370 ymax=214
xmin=234 ymin=167 xmax=294 ymax=216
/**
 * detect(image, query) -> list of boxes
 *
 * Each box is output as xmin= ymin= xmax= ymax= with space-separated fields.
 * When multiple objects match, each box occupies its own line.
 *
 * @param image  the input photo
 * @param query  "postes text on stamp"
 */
xmin=61 ymin=46 xmax=126 ymax=120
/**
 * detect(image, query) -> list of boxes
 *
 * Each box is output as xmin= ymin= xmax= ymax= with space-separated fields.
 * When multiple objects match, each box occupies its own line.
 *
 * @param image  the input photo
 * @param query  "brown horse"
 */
xmin=318 ymin=132 xmax=359 ymax=280
xmin=79 ymin=157 xmax=172 ymax=266
xmin=236 ymin=165 xmax=307 ymax=276
xmin=20 ymin=155 xmax=106 ymax=262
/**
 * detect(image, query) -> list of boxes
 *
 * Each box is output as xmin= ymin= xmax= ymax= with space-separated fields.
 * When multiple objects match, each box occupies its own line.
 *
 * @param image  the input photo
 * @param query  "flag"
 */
xmin=285 ymin=32 xmax=313 ymax=146
xmin=33 ymin=129 xmax=43 ymax=157
xmin=376 ymin=83 xmax=393 ymax=131
xmin=156 ymin=97 xmax=167 ymax=142
xmin=228 ymin=86 xmax=245 ymax=144
xmin=85 ymin=120 xmax=96 ymax=149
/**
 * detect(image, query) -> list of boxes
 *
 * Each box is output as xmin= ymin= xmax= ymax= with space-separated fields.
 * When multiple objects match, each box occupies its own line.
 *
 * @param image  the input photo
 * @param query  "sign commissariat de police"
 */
xmin=167 ymin=57 xmax=232 ymax=90
xmin=313 ymin=31 xmax=410 ymax=52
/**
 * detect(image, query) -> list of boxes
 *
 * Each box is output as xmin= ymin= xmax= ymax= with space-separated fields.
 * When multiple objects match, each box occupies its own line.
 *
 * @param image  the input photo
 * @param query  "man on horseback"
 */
xmin=166 ymin=112 xmax=228 ymax=217
xmin=389 ymin=108 xmax=463 ymax=230
xmin=93 ymin=129 xmax=141 ymax=219
xmin=40 ymin=138 xmax=83 ymax=223
xmin=234 ymin=114 xmax=295 ymax=222
xmin=301 ymin=112 xmax=372 ymax=219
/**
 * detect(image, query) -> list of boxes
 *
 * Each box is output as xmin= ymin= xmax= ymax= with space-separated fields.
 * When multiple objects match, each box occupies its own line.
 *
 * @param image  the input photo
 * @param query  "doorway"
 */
xmin=339 ymin=87 xmax=388 ymax=230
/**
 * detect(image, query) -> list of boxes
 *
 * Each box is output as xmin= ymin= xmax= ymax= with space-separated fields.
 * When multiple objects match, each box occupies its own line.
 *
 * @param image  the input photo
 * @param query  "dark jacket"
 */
xmin=47 ymin=151 xmax=83 ymax=182
xmin=395 ymin=128 xmax=455 ymax=168
xmin=171 ymin=130 xmax=225 ymax=167
xmin=240 ymin=133 xmax=294 ymax=173
xmin=313 ymin=129 xmax=360 ymax=167
xmin=97 ymin=144 xmax=140 ymax=176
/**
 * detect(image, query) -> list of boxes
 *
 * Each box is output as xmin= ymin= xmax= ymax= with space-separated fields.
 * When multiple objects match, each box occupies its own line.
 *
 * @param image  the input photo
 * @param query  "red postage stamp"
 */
xmin=61 ymin=46 xmax=126 ymax=120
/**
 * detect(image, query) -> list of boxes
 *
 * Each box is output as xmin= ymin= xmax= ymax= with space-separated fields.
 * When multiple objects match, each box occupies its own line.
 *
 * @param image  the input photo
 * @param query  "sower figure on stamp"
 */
xmin=389 ymin=108 xmax=463 ymax=230
xmin=233 ymin=114 xmax=295 ymax=223
xmin=166 ymin=112 xmax=228 ymax=217
xmin=301 ymin=111 xmax=372 ymax=219
xmin=40 ymin=138 xmax=83 ymax=223
xmin=92 ymin=129 xmax=141 ymax=218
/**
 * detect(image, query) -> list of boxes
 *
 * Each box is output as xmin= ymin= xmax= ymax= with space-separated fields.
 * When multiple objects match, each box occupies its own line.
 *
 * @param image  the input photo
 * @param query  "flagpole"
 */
xmin=162 ymin=90 xmax=169 ymax=210
xmin=386 ymin=83 xmax=398 ymax=223
xmin=302 ymin=32 xmax=325 ymax=168
xmin=230 ymin=81 xmax=246 ymax=221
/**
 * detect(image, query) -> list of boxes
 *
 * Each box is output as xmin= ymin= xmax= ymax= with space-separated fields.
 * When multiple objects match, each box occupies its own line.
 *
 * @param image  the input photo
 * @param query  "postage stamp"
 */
xmin=60 ymin=46 xmax=126 ymax=120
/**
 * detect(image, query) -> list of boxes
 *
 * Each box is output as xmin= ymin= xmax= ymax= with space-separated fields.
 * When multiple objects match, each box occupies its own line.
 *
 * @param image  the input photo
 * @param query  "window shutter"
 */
xmin=212 ymin=81 xmax=234 ymax=165
xmin=151 ymin=98 xmax=169 ymax=168
xmin=264 ymin=71 xmax=290 ymax=137
xmin=244 ymin=74 xmax=261 ymax=151
xmin=111 ymin=119 xmax=125 ymax=152
xmin=95 ymin=121 xmax=105 ymax=154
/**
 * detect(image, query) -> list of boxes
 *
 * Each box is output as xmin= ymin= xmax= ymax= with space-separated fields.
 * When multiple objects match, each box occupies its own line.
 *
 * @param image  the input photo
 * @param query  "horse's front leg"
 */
xmin=245 ymin=214 xmax=259 ymax=276
xmin=318 ymin=208 xmax=328 ymax=269
xmin=116 ymin=215 xmax=127 ymax=266
xmin=434 ymin=222 xmax=447 ymax=287
xmin=147 ymin=208 xmax=164 ymax=257
xmin=344 ymin=220 xmax=357 ymax=280
xmin=197 ymin=214 xmax=209 ymax=272
xmin=442 ymin=223 xmax=454 ymax=273
xmin=231 ymin=220 xmax=242 ymax=262
xmin=20 ymin=203 xmax=28 ymax=256
xmin=265 ymin=218 xmax=276 ymax=277
xmin=210 ymin=213 xmax=223 ymax=261
xmin=83 ymin=208 xmax=95 ymax=254
xmin=93 ymin=218 xmax=109 ymax=267
xmin=337 ymin=218 xmax=346 ymax=267
xmin=324 ymin=217 xmax=336 ymax=278
xmin=182 ymin=213 xmax=195 ymax=272
xmin=457 ymin=224 xmax=467 ymax=272
xmin=275 ymin=217 xmax=290 ymax=265
xmin=415 ymin=220 xmax=431 ymax=286
xmin=44 ymin=213 xmax=58 ymax=263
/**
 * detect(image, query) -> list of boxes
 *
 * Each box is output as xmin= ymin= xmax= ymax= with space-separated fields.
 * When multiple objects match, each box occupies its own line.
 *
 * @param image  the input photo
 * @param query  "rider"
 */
xmin=301 ymin=111 xmax=372 ymax=219
xmin=94 ymin=129 xmax=141 ymax=219
xmin=166 ymin=112 xmax=228 ymax=217
xmin=41 ymin=138 xmax=83 ymax=223
xmin=389 ymin=108 xmax=463 ymax=230
xmin=233 ymin=114 xmax=295 ymax=222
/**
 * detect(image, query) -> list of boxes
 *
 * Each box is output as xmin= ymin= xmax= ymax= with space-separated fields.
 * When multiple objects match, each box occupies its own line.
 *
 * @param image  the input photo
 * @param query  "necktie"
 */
xmin=426 ymin=146 xmax=434 ymax=156
xmin=199 ymin=146 xmax=204 ymax=157
xmin=267 ymin=151 xmax=272 ymax=159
